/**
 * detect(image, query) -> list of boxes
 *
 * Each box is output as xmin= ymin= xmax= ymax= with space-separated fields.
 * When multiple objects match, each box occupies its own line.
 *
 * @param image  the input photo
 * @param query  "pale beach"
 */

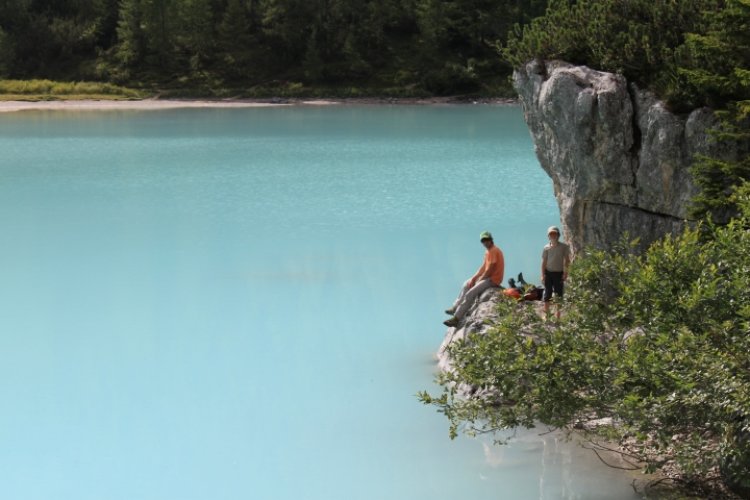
xmin=0 ymin=97 xmax=515 ymax=113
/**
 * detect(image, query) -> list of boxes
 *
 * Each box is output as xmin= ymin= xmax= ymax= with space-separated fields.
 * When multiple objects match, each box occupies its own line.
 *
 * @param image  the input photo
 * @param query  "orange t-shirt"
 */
xmin=483 ymin=245 xmax=504 ymax=286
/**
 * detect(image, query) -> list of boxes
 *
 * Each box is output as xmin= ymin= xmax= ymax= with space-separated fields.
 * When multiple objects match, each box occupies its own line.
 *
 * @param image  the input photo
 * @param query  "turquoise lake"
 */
xmin=0 ymin=105 xmax=641 ymax=499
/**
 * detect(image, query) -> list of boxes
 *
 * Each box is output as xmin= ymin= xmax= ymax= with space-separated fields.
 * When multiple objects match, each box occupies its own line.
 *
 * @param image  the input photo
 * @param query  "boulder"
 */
xmin=512 ymin=60 xmax=729 ymax=253
xmin=437 ymin=287 xmax=504 ymax=374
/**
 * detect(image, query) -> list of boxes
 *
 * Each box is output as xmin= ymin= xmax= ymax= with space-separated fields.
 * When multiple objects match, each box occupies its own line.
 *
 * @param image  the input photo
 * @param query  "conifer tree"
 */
xmin=0 ymin=27 xmax=12 ymax=77
xmin=681 ymin=0 xmax=750 ymax=221
xmin=217 ymin=0 xmax=256 ymax=80
xmin=141 ymin=0 xmax=174 ymax=68
xmin=115 ymin=0 xmax=145 ymax=68
xmin=259 ymin=0 xmax=313 ymax=68
xmin=176 ymin=0 xmax=215 ymax=74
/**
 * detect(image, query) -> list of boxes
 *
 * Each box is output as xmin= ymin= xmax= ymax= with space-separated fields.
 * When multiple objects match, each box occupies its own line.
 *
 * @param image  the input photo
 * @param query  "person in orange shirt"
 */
xmin=444 ymin=231 xmax=504 ymax=327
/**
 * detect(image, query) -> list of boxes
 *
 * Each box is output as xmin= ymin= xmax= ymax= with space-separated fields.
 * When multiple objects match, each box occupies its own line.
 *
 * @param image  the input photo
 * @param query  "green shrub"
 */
xmin=503 ymin=0 xmax=719 ymax=107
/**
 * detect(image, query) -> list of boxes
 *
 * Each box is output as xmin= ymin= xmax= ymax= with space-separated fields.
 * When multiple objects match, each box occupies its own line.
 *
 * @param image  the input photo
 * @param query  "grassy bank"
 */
xmin=0 ymin=80 xmax=148 ymax=101
xmin=0 ymin=78 xmax=516 ymax=102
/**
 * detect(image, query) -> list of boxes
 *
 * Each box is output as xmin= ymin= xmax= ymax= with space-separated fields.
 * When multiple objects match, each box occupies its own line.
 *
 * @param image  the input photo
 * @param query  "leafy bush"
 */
xmin=421 ymin=184 xmax=750 ymax=494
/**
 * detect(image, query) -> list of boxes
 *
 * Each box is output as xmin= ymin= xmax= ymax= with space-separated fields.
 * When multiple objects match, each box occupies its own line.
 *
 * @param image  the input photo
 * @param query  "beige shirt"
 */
xmin=542 ymin=242 xmax=571 ymax=272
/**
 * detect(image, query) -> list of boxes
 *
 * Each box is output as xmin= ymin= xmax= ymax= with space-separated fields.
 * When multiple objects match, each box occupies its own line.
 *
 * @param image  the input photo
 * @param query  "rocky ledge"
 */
xmin=437 ymin=287 xmax=505 ymax=374
xmin=512 ymin=60 xmax=739 ymax=253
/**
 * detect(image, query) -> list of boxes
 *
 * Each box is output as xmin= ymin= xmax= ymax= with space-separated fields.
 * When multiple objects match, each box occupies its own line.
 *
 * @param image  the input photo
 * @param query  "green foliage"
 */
xmin=115 ymin=0 xmax=146 ymax=72
xmin=422 ymin=186 xmax=750 ymax=492
xmin=0 ymin=0 xmax=548 ymax=95
xmin=690 ymin=148 xmax=750 ymax=223
xmin=414 ymin=0 xmax=545 ymax=94
xmin=676 ymin=0 xmax=750 ymax=109
xmin=0 ymin=79 xmax=144 ymax=99
xmin=174 ymin=0 xmax=215 ymax=75
xmin=503 ymin=0 xmax=717 ymax=105
xmin=216 ymin=0 xmax=257 ymax=81
xmin=0 ymin=26 xmax=13 ymax=77
xmin=680 ymin=1 xmax=750 ymax=222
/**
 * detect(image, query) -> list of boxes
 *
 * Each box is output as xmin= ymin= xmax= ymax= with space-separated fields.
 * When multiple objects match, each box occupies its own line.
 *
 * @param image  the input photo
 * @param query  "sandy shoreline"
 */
xmin=0 ymin=96 xmax=516 ymax=113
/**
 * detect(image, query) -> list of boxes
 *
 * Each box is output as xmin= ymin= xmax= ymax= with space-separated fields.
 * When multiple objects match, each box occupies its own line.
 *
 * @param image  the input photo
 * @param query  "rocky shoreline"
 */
xmin=437 ymin=286 xmax=505 ymax=374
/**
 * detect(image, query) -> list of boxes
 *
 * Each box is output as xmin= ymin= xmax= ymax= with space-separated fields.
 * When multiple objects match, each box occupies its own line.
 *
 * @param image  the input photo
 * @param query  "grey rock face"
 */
xmin=513 ymin=60 xmax=725 ymax=253
xmin=437 ymin=287 xmax=503 ymax=374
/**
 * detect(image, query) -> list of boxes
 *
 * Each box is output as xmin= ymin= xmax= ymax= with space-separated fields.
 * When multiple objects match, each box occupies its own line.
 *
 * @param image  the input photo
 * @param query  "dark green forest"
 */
xmin=0 ymin=0 xmax=547 ymax=95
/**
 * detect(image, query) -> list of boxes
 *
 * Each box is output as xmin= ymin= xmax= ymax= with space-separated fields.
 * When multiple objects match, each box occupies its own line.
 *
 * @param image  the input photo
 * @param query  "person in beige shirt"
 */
xmin=541 ymin=226 xmax=571 ymax=319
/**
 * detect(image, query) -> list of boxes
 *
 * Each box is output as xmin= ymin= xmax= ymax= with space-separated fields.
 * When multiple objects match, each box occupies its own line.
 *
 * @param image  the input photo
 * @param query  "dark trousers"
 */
xmin=543 ymin=270 xmax=564 ymax=301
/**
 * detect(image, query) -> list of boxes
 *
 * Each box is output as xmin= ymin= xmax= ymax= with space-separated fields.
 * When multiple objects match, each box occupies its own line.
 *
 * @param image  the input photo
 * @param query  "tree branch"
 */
xmin=590 ymin=447 xmax=640 ymax=470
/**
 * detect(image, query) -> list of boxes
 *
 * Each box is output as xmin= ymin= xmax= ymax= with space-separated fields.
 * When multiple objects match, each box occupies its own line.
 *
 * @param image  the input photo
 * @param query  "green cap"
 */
xmin=480 ymin=231 xmax=493 ymax=241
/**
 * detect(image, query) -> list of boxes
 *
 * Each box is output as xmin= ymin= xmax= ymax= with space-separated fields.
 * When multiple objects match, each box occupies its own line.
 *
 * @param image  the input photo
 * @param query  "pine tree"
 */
xmin=0 ymin=27 xmax=13 ymax=77
xmin=115 ymin=0 xmax=145 ymax=68
xmin=141 ymin=0 xmax=174 ymax=68
xmin=259 ymin=0 xmax=314 ymax=68
xmin=176 ymin=0 xmax=215 ymax=74
xmin=217 ymin=0 xmax=256 ymax=79
xmin=681 ymin=0 xmax=750 ymax=221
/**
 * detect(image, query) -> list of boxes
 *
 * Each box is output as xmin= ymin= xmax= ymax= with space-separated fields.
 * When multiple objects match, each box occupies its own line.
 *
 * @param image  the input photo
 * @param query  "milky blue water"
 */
xmin=0 ymin=106 xmax=640 ymax=499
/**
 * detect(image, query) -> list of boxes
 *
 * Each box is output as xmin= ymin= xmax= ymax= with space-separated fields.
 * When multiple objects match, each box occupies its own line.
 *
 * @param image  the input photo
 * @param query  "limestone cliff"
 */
xmin=439 ymin=60 xmax=727 ymax=403
xmin=512 ymin=60 xmax=730 ymax=253
xmin=439 ymin=60 xmax=719 ymax=365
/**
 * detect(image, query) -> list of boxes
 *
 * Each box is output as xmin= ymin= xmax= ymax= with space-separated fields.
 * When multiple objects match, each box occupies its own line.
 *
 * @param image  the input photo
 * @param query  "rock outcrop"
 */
xmin=437 ymin=287 xmax=505 ymax=375
xmin=512 ymin=60 xmax=731 ymax=253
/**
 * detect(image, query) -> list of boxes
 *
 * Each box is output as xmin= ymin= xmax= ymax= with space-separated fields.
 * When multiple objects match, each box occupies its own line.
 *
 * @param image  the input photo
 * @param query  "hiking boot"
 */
xmin=443 ymin=316 xmax=460 ymax=328
xmin=444 ymin=307 xmax=456 ymax=315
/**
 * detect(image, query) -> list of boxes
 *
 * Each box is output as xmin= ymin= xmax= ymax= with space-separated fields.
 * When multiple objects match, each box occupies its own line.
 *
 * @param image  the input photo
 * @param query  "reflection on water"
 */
xmin=0 ymin=106 xmax=639 ymax=500
xmin=477 ymin=428 xmax=644 ymax=499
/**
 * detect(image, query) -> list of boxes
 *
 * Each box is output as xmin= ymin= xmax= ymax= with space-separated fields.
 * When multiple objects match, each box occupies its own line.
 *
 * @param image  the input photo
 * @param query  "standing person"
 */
xmin=444 ymin=231 xmax=504 ymax=327
xmin=541 ymin=226 xmax=571 ymax=319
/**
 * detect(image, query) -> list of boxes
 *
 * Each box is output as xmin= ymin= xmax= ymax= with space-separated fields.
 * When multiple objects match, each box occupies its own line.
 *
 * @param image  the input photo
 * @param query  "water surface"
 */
xmin=0 ymin=106 xmax=640 ymax=499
